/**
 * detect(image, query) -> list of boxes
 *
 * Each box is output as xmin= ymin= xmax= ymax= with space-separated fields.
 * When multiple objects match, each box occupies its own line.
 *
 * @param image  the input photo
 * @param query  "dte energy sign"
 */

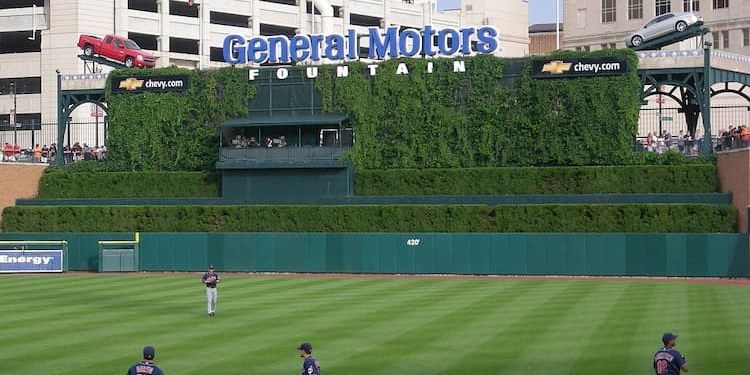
xmin=0 ymin=250 xmax=65 ymax=273
xmin=532 ymin=57 xmax=628 ymax=78
xmin=222 ymin=26 xmax=500 ymax=64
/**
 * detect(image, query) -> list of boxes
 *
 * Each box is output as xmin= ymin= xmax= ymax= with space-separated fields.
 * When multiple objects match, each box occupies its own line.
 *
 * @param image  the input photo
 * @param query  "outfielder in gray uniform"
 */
xmin=201 ymin=265 xmax=220 ymax=317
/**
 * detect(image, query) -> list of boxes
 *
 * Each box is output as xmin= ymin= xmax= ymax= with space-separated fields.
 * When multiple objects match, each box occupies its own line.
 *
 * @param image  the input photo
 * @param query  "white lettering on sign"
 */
xmin=406 ymin=239 xmax=421 ymax=246
xmin=0 ymin=255 xmax=54 ymax=265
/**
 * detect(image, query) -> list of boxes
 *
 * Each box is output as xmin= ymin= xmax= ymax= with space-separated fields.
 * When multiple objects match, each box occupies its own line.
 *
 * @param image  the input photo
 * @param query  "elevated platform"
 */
xmin=637 ymin=49 xmax=750 ymax=80
xmin=631 ymin=25 xmax=709 ymax=51
xmin=77 ymin=54 xmax=129 ymax=70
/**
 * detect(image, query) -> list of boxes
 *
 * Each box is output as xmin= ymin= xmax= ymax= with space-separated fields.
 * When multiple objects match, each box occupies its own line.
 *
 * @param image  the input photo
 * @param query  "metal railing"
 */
xmin=220 ymin=145 xmax=351 ymax=162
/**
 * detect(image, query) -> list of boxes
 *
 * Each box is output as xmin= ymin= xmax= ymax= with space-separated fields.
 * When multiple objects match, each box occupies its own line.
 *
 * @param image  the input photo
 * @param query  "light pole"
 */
xmin=10 ymin=82 xmax=17 ymax=147
xmin=556 ymin=0 xmax=560 ymax=50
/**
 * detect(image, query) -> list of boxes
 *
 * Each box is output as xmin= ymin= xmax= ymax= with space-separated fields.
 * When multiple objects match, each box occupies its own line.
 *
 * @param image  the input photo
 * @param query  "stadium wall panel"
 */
xmin=1 ymin=233 xmax=745 ymax=277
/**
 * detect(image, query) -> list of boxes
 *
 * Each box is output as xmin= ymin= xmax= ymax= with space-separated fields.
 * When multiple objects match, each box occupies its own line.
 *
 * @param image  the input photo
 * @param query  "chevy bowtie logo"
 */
xmin=541 ymin=60 xmax=572 ymax=75
xmin=119 ymin=78 xmax=144 ymax=91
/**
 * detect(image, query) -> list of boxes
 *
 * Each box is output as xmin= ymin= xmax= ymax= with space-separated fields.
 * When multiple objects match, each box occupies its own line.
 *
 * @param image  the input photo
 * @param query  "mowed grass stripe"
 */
xmin=1 ymin=277 xmax=373 ymax=372
xmin=567 ymin=282 xmax=658 ymax=374
xmin=500 ymin=282 xmax=630 ymax=375
xmin=477 ymin=281 xmax=600 ymax=373
xmin=178 ymin=279 xmax=478 ymax=374
xmin=349 ymin=280 xmax=548 ymax=374
xmin=687 ymin=284 xmax=745 ymax=373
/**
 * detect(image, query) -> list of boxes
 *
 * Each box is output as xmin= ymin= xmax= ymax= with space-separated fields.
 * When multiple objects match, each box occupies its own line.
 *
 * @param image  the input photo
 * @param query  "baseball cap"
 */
xmin=208 ymin=265 xmax=214 ymax=269
xmin=662 ymin=333 xmax=678 ymax=344
xmin=297 ymin=343 xmax=313 ymax=353
xmin=143 ymin=346 xmax=155 ymax=360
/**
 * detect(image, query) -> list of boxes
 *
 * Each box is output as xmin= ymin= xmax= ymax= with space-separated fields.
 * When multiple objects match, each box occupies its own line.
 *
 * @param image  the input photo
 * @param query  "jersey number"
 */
xmin=656 ymin=360 xmax=668 ymax=374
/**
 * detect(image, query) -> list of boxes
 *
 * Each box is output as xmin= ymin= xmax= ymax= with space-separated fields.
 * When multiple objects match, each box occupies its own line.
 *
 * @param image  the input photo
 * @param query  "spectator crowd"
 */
xmin=1 ymin=141 xmax=107 ymax=164
xmin=231 ymin=135 xmax=288 ymax=149
xmin=641 ymin=125 xmax=750 ymax=154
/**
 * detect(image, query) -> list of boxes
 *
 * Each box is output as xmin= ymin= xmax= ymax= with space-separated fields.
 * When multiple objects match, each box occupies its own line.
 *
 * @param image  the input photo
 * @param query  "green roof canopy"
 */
xmin=220 ymin=114 xmax=349 ymax=128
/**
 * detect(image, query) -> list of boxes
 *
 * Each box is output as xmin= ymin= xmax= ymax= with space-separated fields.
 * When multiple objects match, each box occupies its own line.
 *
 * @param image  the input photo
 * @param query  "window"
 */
xmin=169 ymin=37 xmax=198 ymax=55
xmin=610 ymin=43 xmax=617 ymax=49
xmin=210 ymin=11 xmax=249 ymax=28
xmin=0 ymin=77 xmax=41 ymax=95
xmin=260 ymin=0 xmax=296 ymax=5
xmin=0 ymin=0 xmax=43 ymax=10
xmin=128 ymin=32 xmax=157 ymax=50
xmin=128 ymin=0 xmax=157 ymax=12
xmin=350 ymin=13 xmax=382 ymax=27
xmin=743 ymin=28 xmax=749 ymax=47
xmin=305 ymin=2 xmax=321 ymax=15
xmin=259 ymin=24 xmax=296 ymax=37
xmin=0 ymin=31 xmax=41 ymax=53
xmin=210 ymin=47 xmax=225 ymax=62
xmin=333 ymin=6 xmax=343 ymax=18
xmin=683 ymin=0 xmax=699 ymax=11
xmin=0 ymin=113 xmax=41 ymax=128
xmin=628 ymin=0 xmax=643 ymax=19
xmin=584 ymin=45 xmax=591 ymax=52
xmin=169 ymin=0 xmax=198 ymax=18
xmin=713 ymin=0 xmax=729 ymax=9
xmin=358 ymin=46 xmax=370 ymax=58
xmin=601 ymin=0 xmax=616 ymax=23
xmin=655 ymin=0 xmax=671 ymax=15
xmin=712 ymin=31 xmax=719 ymax=45
xmin=722 ymin=30 xmax=729 ymax=48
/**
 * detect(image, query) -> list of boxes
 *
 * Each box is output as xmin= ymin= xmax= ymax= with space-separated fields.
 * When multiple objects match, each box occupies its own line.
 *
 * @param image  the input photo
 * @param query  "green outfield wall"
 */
xmin=0 ymin=232 xmax=746 ymax=277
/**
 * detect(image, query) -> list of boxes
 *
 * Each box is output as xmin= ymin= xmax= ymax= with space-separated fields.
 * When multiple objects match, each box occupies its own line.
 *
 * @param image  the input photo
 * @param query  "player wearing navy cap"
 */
xmin=126 ymin=346 xmax=164 ymax=375
xmin=653 ymin=333 xmax=688 ymax=374
xmin=201 ymin=265 xmax=220 ymax=317
xmin=298 ymin=342 xmax=321 ymax=375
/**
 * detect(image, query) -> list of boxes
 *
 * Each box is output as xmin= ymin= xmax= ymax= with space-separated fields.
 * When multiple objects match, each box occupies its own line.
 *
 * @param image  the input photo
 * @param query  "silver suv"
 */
xmin=625 ymin=12 xmax=704 ymax=47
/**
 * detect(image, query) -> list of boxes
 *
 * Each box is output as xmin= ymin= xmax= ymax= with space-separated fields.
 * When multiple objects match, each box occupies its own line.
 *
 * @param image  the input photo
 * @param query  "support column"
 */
xmin=701 ymin=42 xmax=712 ymax=157
xmin=55 ymin=72 xmax=64 ymax=166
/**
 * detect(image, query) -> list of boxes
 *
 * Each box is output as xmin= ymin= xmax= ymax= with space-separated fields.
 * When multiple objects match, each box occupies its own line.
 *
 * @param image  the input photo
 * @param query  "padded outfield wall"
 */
xmin=0 ymin=232 xmax=746 ymax=277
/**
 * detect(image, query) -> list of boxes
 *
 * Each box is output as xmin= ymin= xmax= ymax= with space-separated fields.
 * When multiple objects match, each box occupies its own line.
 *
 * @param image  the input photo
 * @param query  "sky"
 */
xmin=437 ymin=0 xmax=561 ymax=25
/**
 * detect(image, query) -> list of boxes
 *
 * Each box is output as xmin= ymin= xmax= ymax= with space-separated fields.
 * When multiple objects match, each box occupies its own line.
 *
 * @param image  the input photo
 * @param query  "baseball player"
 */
xmin=298 ymin=342 xmax=321 ymax=375
xmin=653 ymin=333 xmax=688 ymax=374
xmin=126 ymin=346 xmax=164 ymax=375
xmin=201 ymin=265 xmax=220 ymax=317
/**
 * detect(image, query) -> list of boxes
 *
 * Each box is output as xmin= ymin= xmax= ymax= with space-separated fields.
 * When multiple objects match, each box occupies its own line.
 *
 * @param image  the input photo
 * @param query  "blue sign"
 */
xmin=0 ymin=250 xmax=65 ymax=273
xmin=222 ymin=26 xmax=500 ymax=65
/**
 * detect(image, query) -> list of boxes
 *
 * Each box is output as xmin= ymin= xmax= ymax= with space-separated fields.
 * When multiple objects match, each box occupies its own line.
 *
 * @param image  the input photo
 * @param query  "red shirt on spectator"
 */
xmin=2 ymin=144 xmax=12 ymax=157
xmin=13 ymin=144 xmax=21 ymax=155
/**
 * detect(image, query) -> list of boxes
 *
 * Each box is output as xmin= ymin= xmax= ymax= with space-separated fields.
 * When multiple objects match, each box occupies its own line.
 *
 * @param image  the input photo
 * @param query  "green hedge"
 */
xmin=317 ymin=50 xmax=642 ymax=169
xmin=2 ymin=204 xmax=735 ymax=233
xmin=356 ymin=164 xmax=718 ymax=195
xmin=36 ymin=172 xmax=220 ymax=199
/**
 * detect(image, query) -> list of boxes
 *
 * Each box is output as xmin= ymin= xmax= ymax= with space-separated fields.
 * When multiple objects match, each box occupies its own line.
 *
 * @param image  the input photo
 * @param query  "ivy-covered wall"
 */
xmin=103 ymin=50 xmax=639 ymax=171
xmin=105 ymin=67 xmax=255 ymax=171
xmin=317 ymin=50 xmax=641 ymax=169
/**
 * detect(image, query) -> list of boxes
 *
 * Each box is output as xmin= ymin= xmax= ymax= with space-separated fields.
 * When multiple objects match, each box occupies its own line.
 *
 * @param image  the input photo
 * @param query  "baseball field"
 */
xmin=2 ymin=274 xmax=749 ymax=375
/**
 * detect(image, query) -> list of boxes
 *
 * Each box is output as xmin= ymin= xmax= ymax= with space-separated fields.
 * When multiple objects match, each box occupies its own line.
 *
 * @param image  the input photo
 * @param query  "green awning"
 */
xmin=220 ymin=114 xmax=349 ymax=128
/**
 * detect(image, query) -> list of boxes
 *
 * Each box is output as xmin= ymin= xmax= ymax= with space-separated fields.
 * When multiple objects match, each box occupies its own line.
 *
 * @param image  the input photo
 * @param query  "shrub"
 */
xmin=2 ymin=204 xmax=735 ymax=233
xmin=37 ymin=172 xmax=220 ymax=198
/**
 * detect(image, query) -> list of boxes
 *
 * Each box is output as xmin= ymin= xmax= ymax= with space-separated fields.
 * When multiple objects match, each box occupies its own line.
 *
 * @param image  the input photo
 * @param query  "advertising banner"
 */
xmin=532 ymin=57 xmax=628 ymax=78
xmin=0 ymin=250 xmax=65 ymax=273
xmin=111 ymin=75 xmax=190 ymax=94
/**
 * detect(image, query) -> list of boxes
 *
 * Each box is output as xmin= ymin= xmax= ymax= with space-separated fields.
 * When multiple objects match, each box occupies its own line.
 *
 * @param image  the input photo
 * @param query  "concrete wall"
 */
xmin=717 ymin=148 xmax=750 ymax=233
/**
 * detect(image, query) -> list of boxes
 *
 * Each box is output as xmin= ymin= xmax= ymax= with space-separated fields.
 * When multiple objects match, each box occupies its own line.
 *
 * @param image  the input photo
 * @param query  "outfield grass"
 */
xmin=1 ymin=275 xmax=749 ymax=375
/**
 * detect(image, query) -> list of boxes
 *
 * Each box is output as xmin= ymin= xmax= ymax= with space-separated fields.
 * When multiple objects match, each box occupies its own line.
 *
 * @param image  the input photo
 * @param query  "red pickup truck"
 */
xmin=77 ymin=34 xmax=155 ymax=68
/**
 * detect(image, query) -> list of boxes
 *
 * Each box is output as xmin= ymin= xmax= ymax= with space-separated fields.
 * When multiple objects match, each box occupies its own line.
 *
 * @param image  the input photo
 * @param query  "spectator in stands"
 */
xmin=677 ymin=130 xmax=685 ymax=153
xmin=265 ymin=137 xmax=273 ymax=148
xmin=249 ymin=137 xmax=258 ymax=147
xmin=683 ymin=131 xmax=693 ymax=155
xmin=72 ymin=142 xmax=82 ymax=161
xmin=646 ymin=132 xmax=654 ymax=152
xmin=232 ymin=135 xmax=243 ymax=148
xmin=2 ymin=143 xmax=12 ymax=162
xmin=83 ymin=143 xmax=95 ymax=160
xmin=13 ymin=144 xmax=20 ymax=160
xmin=278 ymin=135 xmax=287 ymax=148
xmin=663 ymin=130 xmax=672 ymax=149
xmin=741 ymin=126 xmax=750 ymax=148
xmin=49 ymin=143 xmax=57 ymax=162
xmin=32 ymin=144 xmax=42 ymax=163
xmin=41 ymin=144 xmax=49 ymax=163
xmin=63 ymin=144 xmax=72 ymax=164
